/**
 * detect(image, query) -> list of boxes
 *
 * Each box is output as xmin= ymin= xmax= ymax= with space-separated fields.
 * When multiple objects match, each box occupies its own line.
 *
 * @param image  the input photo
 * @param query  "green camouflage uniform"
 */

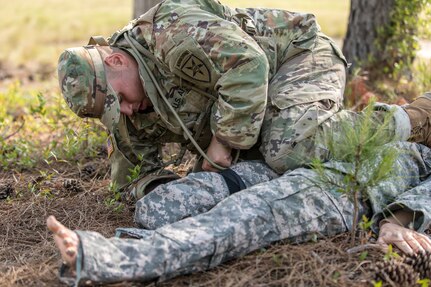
xmin=58 ymin=0 xmax=411 ymax=187
xmin=103 ymin=0 xmax=411 ymax=186
xmin=110 ymin=0 xmax=410 ymax=182
xmin=60 ymin=142 xmax=431 ymax=286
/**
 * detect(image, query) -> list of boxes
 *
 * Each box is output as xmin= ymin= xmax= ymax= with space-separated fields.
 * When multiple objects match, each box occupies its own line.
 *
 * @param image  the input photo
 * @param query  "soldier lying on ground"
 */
xmin=47 ymin=146 xmax=431 ymax=285
xmin=52 ymin=0 xmax=431 ymax=285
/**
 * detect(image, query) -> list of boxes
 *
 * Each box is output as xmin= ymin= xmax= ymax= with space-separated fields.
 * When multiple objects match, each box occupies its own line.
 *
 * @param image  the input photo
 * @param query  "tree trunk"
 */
xmin=343 ymin=0 xmax=396 ymax=71
xmin=133 ymin=0 xmax=161 ymax=19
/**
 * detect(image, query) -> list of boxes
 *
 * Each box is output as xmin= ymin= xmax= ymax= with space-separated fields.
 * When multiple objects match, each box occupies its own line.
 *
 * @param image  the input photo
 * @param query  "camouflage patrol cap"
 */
xmin=57 ymin=45 xmax=120 ymax=132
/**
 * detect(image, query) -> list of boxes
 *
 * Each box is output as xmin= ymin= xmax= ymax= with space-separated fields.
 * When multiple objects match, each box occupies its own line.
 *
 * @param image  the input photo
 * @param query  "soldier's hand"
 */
xmin=377 ymin=222 xmax=431 ymax=255
xmin=202 ymin=136 xmax=232 ymax=172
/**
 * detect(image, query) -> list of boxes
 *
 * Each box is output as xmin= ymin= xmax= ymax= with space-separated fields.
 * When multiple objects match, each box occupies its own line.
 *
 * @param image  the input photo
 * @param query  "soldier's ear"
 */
xmin=104 ymin=52 xmax=128 ymax=68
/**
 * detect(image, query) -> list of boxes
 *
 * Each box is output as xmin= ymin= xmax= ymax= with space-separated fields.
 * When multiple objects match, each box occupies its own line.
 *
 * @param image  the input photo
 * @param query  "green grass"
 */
xmin=0 ymin=0 xmax=349 ymax=67
xmin=0 ymin=82 xmax=106 ymax=170
xmin=0 ymin=0 xmax=131 ymax=66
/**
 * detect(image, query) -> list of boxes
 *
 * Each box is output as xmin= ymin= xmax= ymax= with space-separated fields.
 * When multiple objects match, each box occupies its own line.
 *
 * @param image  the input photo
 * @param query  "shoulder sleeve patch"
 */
xmin=162 ymin=33 xmax=221 ymax=88
xmin=176 ymin=51 xmax=210 ymax=83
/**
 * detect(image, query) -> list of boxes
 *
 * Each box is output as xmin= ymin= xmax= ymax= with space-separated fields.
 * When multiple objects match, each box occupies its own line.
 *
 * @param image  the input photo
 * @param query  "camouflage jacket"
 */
xmin=107 ymin=0 xmax=321 ymax=186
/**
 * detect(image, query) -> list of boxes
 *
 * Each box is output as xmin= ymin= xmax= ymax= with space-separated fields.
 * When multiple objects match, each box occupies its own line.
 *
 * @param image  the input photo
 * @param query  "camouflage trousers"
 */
xmin=63 ymin=164 xmax=361 ymax=286
xmin=260 ymin=34 xmax=411 ymax=173
xmin=60 ymin=142 xmax=431 ymax=286
xmin=134 ymin=161 xmax=279 ymax=229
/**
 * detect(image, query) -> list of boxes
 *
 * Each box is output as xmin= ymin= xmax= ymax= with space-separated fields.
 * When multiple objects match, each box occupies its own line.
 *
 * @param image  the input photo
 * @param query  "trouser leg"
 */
xmin=365 ymin=141 xmax=431 ymax=221
xmin=264 ymin=104 xmax=409 ymax=173
xmin=65 ymin=167 xmax=369 ymax=285
xmin=134 ymin=160 xmax=278 ymax=229
xmin=260 ymin=35 xmax=411 ymax=173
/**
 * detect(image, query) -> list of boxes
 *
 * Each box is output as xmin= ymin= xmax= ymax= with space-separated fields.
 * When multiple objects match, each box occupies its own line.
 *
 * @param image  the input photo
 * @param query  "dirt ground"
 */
xmin=0 ymin=149 xmax=396 ymax=287
xmin=0 ymin=65 xmax=426 ymax=287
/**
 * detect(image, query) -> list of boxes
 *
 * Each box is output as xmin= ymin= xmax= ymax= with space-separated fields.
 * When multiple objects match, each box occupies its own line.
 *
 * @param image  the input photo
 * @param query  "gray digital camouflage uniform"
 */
xmin=134 ymin=160 xmax=279 ymax=229
xmin=60 ymin=142 xmax=431 ymax=286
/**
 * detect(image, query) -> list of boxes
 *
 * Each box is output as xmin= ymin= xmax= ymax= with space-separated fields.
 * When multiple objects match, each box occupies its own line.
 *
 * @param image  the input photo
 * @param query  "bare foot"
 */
xmin=47 ymin=215 xmax=79 ymax=268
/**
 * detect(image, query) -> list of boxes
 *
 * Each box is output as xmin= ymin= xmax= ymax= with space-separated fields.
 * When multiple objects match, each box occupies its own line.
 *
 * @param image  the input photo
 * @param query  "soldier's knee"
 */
xmin=134 ymin=198 xmax=157 ymax=229
xmin=262 ymin=148 xmax=302 ymax=174
xmin=262 ymin=138 xmax=328 ymax=174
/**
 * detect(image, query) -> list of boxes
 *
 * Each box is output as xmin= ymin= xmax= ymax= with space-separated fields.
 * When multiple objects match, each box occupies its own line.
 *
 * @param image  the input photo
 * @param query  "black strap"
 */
xmin=220 ymin=168 xmax=246 ymax=195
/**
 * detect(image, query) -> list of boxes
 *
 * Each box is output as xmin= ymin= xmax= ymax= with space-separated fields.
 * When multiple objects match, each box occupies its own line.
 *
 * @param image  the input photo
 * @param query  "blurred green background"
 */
xmin=0 ymin=0 xmax=349 ymax=67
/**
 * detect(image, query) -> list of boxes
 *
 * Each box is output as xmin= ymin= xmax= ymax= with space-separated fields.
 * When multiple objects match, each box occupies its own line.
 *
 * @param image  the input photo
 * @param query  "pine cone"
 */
xmin=404 ymin=251 xmax=431 ymax=279
xmin=373 ymin=259 xmax=419 ymax=286
xmin=63 ymin=179 xmax=84 ymax=193
xmin=0 ymin=183 xmax=13 ymax=199
xmin=81 ymin=164 xmax=96 ymax=179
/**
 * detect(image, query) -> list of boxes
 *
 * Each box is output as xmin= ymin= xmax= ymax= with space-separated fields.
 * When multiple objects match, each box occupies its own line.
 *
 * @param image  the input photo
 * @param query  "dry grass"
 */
xmin=0 ymin=75 xmax=424 ymax=287
xmin=0 ymin=158 xmax=134 ymax=287
xmin=0 ymin=155 xmax=391 ymax=287
xmin=157 ymin=235 xmax=382 ymax=287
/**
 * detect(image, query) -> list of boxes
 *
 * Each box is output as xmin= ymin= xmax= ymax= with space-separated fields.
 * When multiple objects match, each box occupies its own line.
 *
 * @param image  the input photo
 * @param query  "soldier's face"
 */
xmin=115 ymin=77 xmax=143 ymax=116
xmin=111 ymin=77 xmax=150 ymax=117
xmin=107 ymin=57 xmax=151 ymax=117
xmin=119 ymin=91 xmax=151 ymax=116
xmin=104 ymin=49 xmax=151 ymax=117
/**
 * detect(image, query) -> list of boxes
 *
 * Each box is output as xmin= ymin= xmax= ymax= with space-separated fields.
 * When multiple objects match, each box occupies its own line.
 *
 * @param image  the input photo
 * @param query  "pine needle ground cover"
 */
xmin=1 ymin=0 xmax=431 ymax=286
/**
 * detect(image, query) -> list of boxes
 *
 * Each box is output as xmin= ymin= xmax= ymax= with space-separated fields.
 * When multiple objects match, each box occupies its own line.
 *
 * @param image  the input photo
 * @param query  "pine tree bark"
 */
xmin=343 ymin=0 xmax=396 ymax=71
xmin=133 ymin=0 xmax=161 ymax=19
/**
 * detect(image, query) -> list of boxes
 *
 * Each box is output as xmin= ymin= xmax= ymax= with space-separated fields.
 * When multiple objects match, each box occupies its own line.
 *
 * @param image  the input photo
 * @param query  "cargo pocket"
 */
xmin=330 ymin=43 xmax=347 ymax=67
xmin=318 ymin=34 xmax=348 ymax=66
xmin=284 ymin=34 xmax=317 ymax=61
xmin=270 ymin=36 xmax=345 ymax=110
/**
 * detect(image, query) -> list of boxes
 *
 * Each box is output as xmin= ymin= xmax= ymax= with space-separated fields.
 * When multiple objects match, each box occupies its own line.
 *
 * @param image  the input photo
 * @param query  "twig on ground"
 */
xmin=346 ymin=243 xmax=385 ymax=254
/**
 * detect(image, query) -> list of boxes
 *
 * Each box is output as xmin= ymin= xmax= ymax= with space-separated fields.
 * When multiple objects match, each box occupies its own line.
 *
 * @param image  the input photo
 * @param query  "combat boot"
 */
xmin=403 ymin=92 xmax=431 ymax=147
